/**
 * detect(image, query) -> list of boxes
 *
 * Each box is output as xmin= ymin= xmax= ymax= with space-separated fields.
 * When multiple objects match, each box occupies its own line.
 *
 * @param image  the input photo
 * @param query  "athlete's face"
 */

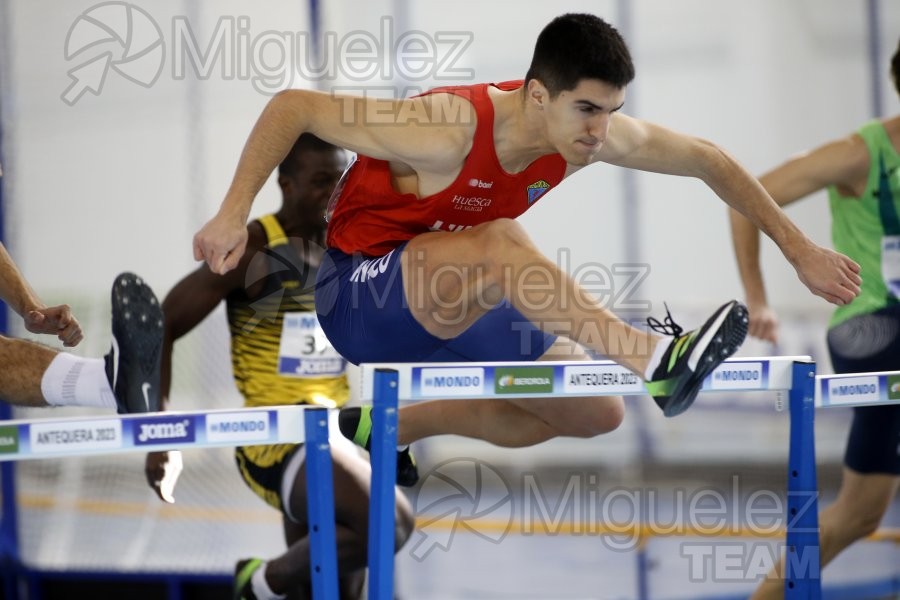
xmin=543 ymin=79 xmax=626 ymax=166
xmin=282 ymin=148 xmax=348 ymax=223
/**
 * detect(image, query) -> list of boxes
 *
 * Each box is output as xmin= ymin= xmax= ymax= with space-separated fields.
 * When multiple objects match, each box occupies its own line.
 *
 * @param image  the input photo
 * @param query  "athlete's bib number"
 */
xmin=277 ymin=312 xmax=346 ymax=377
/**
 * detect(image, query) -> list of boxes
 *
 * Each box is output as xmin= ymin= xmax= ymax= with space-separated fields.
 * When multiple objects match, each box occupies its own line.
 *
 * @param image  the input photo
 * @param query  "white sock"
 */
xmin=40 ymin=353 xmax=116 ymax=410
xmin=251 ymin=563 xmax=286 ymax=600
xmin=643 ymin=337 xmax=673 ymax=381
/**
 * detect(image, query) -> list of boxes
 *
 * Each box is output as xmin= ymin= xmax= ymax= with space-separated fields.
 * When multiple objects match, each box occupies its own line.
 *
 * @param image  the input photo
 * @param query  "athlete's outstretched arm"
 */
xmin=194 ymin=90 xmax=471 ymax=274
xmin=0 ymin=241 xmax=83 ymax=346
xmin=597 ymin=113 xmax=861 ymax=306
xmin=730 ymin=133 xmax=870 ymax=342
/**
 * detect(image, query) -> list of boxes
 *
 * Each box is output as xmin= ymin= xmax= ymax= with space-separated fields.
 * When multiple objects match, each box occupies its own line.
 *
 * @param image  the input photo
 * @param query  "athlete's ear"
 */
xmin=526 ymin=79 xmax=549 ymax=111
xmin=277 ymin=174 xmax=293 ymax=195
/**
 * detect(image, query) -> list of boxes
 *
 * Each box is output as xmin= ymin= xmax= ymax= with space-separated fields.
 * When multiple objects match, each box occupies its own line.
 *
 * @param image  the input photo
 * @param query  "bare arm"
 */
xmin=598 ymin=114 xmax=861 ymax=306
xmin=730 ymin=134 xmax=869 ymax=342
xmin=146 ymin=247 xmax=243 ymax=502
xmin=194 ymin=90 xmax=471 ymax=274
xmin=159 ymin=261 xmax=243 ymax=408
xmin=0 ymin=242 xmax=83 ymax=346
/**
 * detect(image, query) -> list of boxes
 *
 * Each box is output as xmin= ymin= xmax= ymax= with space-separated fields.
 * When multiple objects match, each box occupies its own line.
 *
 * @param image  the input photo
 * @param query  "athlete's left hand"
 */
xmin=145 ymin=450 xmax=183 ymax=503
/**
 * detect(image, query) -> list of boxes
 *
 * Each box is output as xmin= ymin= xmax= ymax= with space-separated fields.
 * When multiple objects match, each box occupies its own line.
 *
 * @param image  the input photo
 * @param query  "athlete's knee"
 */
xmin=845 ymin=506 xmax=886 ymax=540
xmin=470 ymin=219 xmax=541 ymax=294
xmin=477 ymin=218 xmax=533 ymax=255
xmin=562 ymin=397 xmax=625 ymax=438
xmin=588 ymin=398 xmax=626 ymax=435
xmin=821 ymin=497 xmax=886 ymax=544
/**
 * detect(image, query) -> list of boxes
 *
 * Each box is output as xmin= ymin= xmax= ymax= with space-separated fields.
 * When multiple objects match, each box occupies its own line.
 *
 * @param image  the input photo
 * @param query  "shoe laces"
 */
xmin=646 ymin=303 xmax=684 ymax=337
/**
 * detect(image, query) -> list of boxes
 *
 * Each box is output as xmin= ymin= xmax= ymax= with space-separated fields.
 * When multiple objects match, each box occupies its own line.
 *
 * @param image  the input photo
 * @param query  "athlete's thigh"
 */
xmin=402 ymin=225 xmax=509 ymax=339
xmin=285 ymin=444 xmax=372 ymax=531
xmin=424 ymin=297 xmax=555 ymax=362
xmin=315 ymin=243 xmax=446 ymax=363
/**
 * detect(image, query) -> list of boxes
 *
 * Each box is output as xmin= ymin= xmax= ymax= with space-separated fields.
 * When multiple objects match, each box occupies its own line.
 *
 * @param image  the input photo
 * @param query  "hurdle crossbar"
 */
xmin=816 ymin=370 xmax=900 ymax=408
xmin=360 ymin=356 xmax=811 ymax=403
xmin=360 ymin=356 xmax=822 ymax=600
xmin=0 ymin=405 xmax=313 ymax=461
xmin=0 ymin=405 xmax=340 ymax=600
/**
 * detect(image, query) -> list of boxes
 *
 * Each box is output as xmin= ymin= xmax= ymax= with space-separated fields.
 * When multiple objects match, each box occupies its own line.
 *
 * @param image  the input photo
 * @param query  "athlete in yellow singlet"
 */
xmin=145 ymin=134 xmax=414 ymax=600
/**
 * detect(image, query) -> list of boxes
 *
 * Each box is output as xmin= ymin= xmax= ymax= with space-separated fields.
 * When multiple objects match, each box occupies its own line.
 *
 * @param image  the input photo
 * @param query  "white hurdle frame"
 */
xmin=360 ymin=356 xmax=823 ymax=600
xmin=0 ymin=405 xmax=340 ymax=600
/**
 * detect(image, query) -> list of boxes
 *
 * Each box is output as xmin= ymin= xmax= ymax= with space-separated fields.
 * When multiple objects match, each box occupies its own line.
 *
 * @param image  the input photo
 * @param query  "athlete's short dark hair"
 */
xmin=525 ymin=13 xmax=635 ymax=98
xmin=279 ymin=133 xmax=339 ymax=177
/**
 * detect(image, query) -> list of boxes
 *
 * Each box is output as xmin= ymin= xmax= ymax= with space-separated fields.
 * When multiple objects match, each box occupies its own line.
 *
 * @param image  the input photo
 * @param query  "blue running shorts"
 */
xmin=315 ymin=243 xmax=556 ymax=364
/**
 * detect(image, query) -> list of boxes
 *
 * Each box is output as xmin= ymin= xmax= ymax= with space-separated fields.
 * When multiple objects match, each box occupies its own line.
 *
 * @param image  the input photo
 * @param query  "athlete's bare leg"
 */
xmin=395 ymin=338 xmax=624 ymax=446
xmin=750 ymin=468 xmax=900 ymax=599
xmin=261 ymin=446 xmax=414 ymax=599
xmin=0 ymin=335 xmax=55 ymax=407
xmin=401 ymin=219 xmax=659 ymax=376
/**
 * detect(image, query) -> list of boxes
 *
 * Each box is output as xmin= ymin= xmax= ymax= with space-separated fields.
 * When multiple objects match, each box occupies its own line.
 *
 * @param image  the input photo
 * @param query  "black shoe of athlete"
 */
xmin=103 ymin=272 xmax=163 ymax=414
xmin=339 ymin=406 xmax=420 ymax=487
xmin=645 ymin=300 xmax=749 ymax=417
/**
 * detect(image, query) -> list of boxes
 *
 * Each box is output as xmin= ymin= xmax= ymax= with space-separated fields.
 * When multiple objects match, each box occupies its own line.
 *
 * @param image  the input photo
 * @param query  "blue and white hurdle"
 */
xmin=0 ymin=405 xmax=340 ymax=600
xmin=359 ymin=356 xmax=824 ymax=600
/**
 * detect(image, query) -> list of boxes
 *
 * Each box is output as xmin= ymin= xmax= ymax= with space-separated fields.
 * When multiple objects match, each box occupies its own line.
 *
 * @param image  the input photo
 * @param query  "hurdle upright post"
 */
xmin=303 ymin=407 xmax=339 ymax=600
xmin=785 ymin=361 xmax=821 ymax=599
xmin=368 ymin=369 xmax=400 ymax=600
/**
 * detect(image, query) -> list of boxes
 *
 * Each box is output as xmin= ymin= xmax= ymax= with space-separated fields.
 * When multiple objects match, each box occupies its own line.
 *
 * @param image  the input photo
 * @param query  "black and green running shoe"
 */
xmin=338 ymin=406 xmax=420 ymax=487
xmin=645 ymin=300 xmax=749 ymax=417
xmin=234 ymin=558 xmax=263 ymax=600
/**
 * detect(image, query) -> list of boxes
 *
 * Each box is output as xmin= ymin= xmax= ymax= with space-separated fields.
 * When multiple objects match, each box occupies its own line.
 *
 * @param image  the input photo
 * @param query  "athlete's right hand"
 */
xmin=193 ymin=210 xmax=249 ymax=275
xmin=24 ymin=304 xmax=84 ymax=347
xmin=145 ymin=450 xmax=184 ymax=503
xmin=746 ymin=300 xmax=780 ymax=345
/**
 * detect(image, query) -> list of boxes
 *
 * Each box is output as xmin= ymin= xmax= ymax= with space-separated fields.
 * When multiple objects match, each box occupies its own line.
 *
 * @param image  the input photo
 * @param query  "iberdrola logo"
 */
xmin=494 ymin=367 xmax=553 ymax=394
xmin=526 ymin=180 xmax=551 ymax=205
xmin=888 ymin=375 xmax=900 ymax=401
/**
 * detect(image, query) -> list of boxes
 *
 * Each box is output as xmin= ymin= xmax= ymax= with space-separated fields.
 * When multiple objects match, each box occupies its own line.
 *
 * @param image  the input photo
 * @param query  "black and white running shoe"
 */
xmin=104 ymin=272 xmax=163 ymax=414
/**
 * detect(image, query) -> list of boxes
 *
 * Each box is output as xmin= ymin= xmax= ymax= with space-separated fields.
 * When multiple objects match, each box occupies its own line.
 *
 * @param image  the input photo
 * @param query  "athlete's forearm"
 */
xmin=729 ymin=207 xmax=769 ymax=306
xmin=223 ymin=90 xmax=312 ymax=219
xmin=0 ymin=243 xmax=44 ymax=317
xmin=700 ymin=145 xmax=813 ymax=265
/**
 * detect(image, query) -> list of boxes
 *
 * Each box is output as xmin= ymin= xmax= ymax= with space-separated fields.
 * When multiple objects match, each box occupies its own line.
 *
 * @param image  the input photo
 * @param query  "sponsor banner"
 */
xmin=415 ymin=367 xmax=485 ymax=398
xmin=494 ymin=366 xmax=554 ymax=394
xmin=888 ymin=374 xmax=900 ymax=401
xmin=707 ymin=362 xmax=767 ymax=391
xmin=563 ymin=365 xmax=643 ymax=394
xmin=0 ymin=425 xmax=19 ymax=454
xmin=133 ymin=415 xmax=196 ymax=446
xmin=206 ymin=411 xmax=274 ymax=443
xmin=30 ymin=419 xmax=122 ymax=454
xmin=279 ymin=356 xmax=347 ymax=377
xmin=823 ymin=375 xmax=881 ymax=406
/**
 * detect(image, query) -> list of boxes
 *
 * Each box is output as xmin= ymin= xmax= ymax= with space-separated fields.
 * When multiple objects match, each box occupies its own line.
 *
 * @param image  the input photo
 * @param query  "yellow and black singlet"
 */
xmin=229 ymin=214 xmax=349 ymax=510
